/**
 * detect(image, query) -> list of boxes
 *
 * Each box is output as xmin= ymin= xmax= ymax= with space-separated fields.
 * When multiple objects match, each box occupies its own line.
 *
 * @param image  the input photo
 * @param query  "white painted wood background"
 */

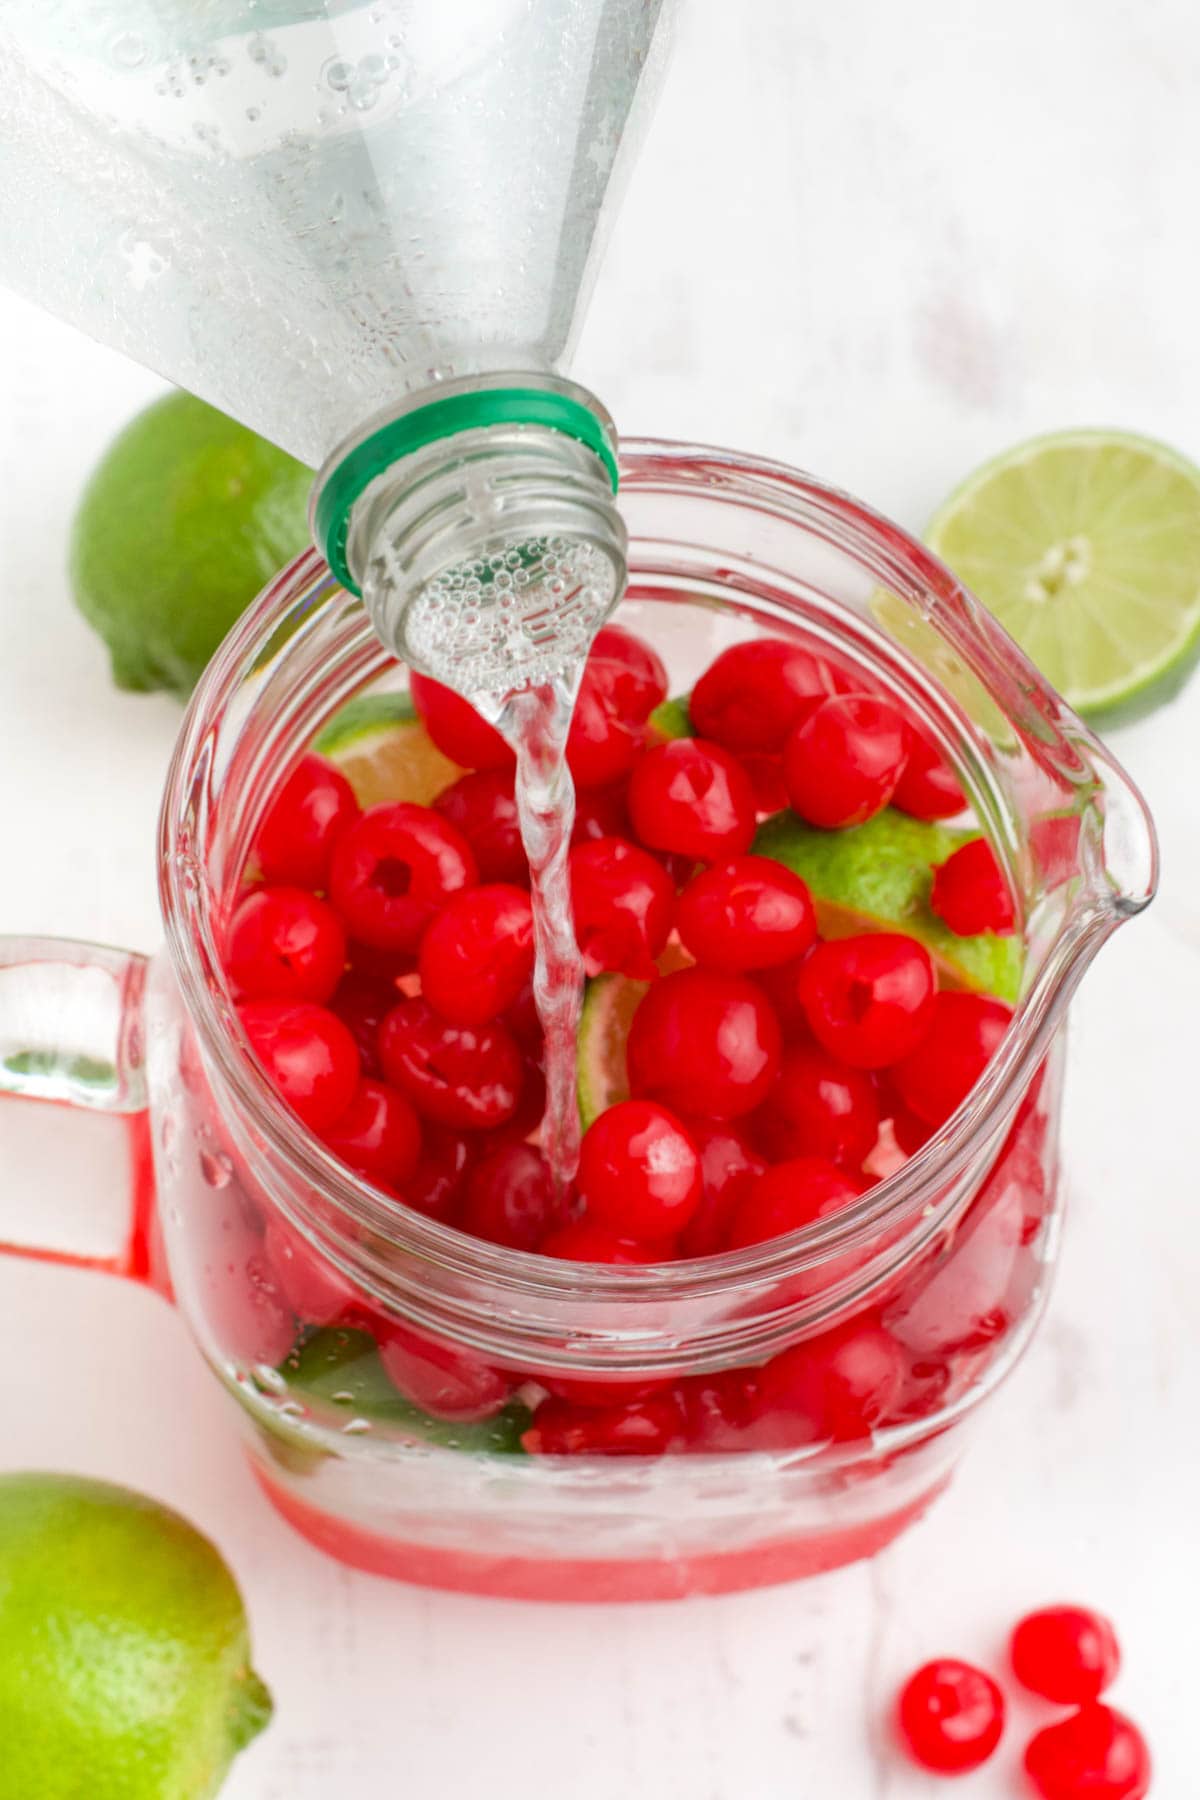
xmin=1 ymin=2 xmax=1197 ymax=1792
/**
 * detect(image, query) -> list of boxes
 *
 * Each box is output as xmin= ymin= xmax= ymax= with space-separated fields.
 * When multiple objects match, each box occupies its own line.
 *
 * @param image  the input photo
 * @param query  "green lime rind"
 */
xmin=648 ymin=693 xmax=693 ymax=740
xmin=313 ymin=690 xmax=418 ymax=754
xmin=70 ymin=391 xmax=311 ymax=699
xmin=926 ymin=427 xmax=1200 ymax=723
xmin=753 ymin=808 xmax=1024 ymax=1002
xmin=0 ymin=1472 xmax=271 ymax=1799
xmin=279 ymin=1329 xmax=531 ymax=1455
xmin=577 ymin=972 xmax=648 ymax=1128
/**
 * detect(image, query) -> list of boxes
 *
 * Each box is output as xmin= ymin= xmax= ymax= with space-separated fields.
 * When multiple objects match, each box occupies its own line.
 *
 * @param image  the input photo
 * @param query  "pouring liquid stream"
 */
xmin=493 ymin=676 xmax=586 ymax=1194
xmin=397 ymin=531 xmax=626 ymax=1195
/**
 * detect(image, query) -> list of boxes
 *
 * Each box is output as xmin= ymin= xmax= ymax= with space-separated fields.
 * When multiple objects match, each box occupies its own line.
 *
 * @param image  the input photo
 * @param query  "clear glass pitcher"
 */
xmin=0 ymin=0 xmax=674 ymax=670
xmin=0 ymin=442 xmax=1156 ymax=1602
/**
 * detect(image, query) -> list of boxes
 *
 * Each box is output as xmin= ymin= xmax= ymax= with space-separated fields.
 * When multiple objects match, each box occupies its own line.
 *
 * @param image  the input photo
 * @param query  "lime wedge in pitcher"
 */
xmin=315 ymin=691 xmax=464 ymax=806
xmin=927 ymin=429 xmax=1200 ymax=723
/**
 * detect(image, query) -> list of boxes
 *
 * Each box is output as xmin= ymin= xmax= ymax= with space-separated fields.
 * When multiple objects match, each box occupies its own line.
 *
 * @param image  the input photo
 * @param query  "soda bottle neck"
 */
xmin=312 ymin=375 xmax=625 ymax=696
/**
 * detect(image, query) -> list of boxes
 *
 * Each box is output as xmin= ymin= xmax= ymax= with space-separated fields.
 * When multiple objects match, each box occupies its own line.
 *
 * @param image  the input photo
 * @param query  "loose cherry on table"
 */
xmin=627 ymin=966 xmax=782 ymax=1120
xmin=1010 ymin=1605 xmax=1121 ymax=1704
xmin=799 ymin=932 xmax=937 ymax=1069
xmin=725 ymin=1157 xmax=862 ymax=1248
xmin=416 ymin=883 xmax=535 ymax=1026
xmin=237 ymin=1000 xmax=360 ymax=1132
xmin=569 ymin=835 xmax=675 ymax=978
xmin=378 ymin=997 xmax=524 ymax=1130
xmin=890 ymin=991 xmax=1013 ymax=1128
xmin=753 ymin=1039 xmax=880 ymax=1167
xmin=688 ymin=636 xmax=842 ymax=752
xmin=931 ymin=836 xmax=1017 ymax=936
xmin=675 ymin=854 xmax=817 ymax=972
xmin=627 ymin=737 xmax=758 ymax=862
xmin=895 ymin=1658 xmax=1006 ymax=1774
xmin=1023 ymin=1705 xmax=1151 ymax=1800
xmin=225 ymin=885 xmax=347 ymax=1005
xmin=577 ymin=1099 xmax=702 ymax=1241
xmin=254 ymin=752 xmax=360 ymax=888
xmin=433 ymin=769 xmax=526 ymax=885
xmin=784 ymin=693 xmax=909 ymax=829
xmin=329 ymin=801 xmax=478 ymax=952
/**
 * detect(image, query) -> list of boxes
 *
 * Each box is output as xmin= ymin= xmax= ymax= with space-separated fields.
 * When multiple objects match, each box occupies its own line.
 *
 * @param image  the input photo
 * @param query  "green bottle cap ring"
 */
xmin=314 ymin=386 xmax=620 ymax=596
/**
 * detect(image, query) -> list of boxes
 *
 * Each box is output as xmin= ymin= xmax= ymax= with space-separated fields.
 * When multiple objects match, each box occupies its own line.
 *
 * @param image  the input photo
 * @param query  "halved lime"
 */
xmin=926 ymin=429 xmax=1200 ymax=722
xmin=314 ymin=690 xmax=464 ymax=807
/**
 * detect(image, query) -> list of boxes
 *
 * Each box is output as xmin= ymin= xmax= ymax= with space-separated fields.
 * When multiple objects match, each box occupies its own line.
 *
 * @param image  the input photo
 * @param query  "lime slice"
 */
xmin=576 ymin=942 xmax=697 ymax=1128
xmin=753 ymin=809 xmax=1023 ymax=1002
xmin=314 ymin=691 xmax=464 ymax=807
xmin=926 ymin=429 xmax=1200 ymax=722
xmin=577 ymin=971 xmax=647 ymax=1128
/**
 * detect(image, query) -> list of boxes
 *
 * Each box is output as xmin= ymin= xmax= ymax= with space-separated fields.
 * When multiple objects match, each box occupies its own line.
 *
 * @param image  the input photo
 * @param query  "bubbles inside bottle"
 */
xmin=400 ymin=534 xmax=618 ymax=697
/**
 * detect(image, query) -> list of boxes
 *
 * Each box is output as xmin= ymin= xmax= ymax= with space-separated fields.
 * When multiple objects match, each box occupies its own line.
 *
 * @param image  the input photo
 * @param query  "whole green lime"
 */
xmin=0 ymin=1472 xmax=272 ymax=1799
xmin=70 ymin=392 xmax=312 ymax=697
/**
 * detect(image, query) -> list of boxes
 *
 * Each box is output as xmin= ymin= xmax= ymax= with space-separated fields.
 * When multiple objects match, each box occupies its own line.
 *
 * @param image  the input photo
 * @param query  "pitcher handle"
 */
xmin=0 ymin=936 xmax=156 ymax=1281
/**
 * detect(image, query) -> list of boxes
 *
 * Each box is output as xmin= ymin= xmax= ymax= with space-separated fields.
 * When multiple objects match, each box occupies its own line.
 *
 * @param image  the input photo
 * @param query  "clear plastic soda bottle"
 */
xmin=0 ymin=0 xmax=674 ymax=684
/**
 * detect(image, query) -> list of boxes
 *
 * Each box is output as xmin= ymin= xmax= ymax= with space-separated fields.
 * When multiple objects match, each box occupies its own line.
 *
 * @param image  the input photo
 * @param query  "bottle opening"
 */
xmin=400 ymin=532 xmax=622 ymax=694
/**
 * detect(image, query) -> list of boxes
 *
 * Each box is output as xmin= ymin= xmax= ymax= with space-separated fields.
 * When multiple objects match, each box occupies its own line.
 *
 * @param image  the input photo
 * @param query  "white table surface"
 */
xmin=1 ymin=2 xmax=1197 ymax=1794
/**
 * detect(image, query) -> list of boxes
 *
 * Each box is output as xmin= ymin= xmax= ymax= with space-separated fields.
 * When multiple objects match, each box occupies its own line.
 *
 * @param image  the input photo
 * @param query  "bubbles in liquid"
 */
xmin=402 ymin=535 xmax=616 ymax=696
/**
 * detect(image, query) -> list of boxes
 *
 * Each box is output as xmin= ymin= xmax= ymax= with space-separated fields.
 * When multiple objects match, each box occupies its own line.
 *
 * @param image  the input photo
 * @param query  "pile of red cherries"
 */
xmin=897 ymin=1603 xmax=1150 ymax=1797
xmin=220 ymin=624 xmax=1034 ymax=1452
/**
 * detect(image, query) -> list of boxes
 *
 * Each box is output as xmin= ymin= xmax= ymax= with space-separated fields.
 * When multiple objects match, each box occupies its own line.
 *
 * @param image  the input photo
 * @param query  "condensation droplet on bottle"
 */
xmin=200 ymin=1148 xmax=234 ymax=1189
xmin=160 ymin=1116 xmax=175 ymax=1152
xmin=109 ymin=30 xmax=146 ymax=70
xmin=248 ymin=33 xmax=287 ymax=79
xmin=246 ymin=105 xmax=261 ymax=123
xmin=341 ymin=1417 xmax=372 ymax=1435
